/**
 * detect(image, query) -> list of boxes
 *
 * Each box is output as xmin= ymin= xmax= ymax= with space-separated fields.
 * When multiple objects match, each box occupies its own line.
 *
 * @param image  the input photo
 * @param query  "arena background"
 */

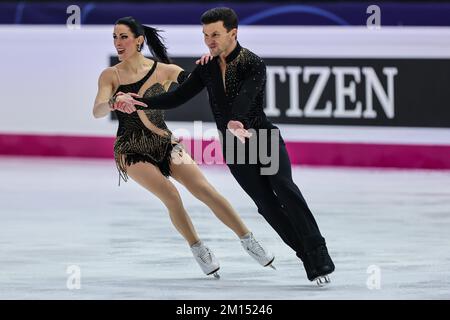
xmin=1 ymin=1 xmax=449 ymax=168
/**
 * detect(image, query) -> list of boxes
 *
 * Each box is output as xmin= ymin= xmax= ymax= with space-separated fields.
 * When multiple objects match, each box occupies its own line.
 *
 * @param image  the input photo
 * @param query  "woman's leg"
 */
xmin=125 ymin=158 xmax=200 ymax=246
xmin=169 ymin=149 xmax=250 ymax=238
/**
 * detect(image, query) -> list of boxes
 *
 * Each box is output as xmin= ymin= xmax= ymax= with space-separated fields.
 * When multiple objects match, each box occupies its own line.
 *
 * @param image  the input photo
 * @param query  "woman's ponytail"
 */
xmin=142 ymin=25 xmax=171 ymax=64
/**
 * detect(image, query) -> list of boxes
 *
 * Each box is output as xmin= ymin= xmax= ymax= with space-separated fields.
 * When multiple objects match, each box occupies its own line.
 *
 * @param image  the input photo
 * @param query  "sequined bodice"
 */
xmin=113 ymin=61 xmax=168 ymax=136
xmin=115 ymin=82 xmax=168 ymax=135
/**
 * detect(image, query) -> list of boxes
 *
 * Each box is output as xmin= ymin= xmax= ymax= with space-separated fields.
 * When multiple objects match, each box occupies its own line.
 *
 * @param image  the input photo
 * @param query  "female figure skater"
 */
xmin=92 ymin=16 xmax=275 ymax=278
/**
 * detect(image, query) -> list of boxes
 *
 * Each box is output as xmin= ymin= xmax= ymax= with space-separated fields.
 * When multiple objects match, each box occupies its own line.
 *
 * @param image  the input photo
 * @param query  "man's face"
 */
xmin=202 ymin=21 xmax=237 ymax=57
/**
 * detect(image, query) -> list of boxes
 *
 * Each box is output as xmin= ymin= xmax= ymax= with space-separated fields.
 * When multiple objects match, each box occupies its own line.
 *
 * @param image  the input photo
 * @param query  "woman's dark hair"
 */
xmin=115 ymin=16 xmax=171 ymax=64
xmin=200 ymin=7 xmax=238 ymax=31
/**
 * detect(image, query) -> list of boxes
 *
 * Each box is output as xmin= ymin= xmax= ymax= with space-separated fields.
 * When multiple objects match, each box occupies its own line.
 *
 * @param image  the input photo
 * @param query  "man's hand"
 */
xmin=111 ymin=92 xmax=147 ymax=113
xmin=196 ymin=53 xmax=214 ymax=65
xmin=227 ymin=120 xmax=252 ymax=143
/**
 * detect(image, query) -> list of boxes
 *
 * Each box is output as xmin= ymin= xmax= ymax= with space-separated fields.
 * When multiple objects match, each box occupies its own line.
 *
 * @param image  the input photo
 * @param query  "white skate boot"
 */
xmin=190 ymin=241 xmax=220 ymax=278
xmin=240 ymin=233 xmax=276 ymax=269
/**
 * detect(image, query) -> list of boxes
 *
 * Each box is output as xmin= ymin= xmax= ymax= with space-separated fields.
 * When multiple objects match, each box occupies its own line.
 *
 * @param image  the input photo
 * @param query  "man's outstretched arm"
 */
xmin=134 ymin=66 xmax=205 ymax=110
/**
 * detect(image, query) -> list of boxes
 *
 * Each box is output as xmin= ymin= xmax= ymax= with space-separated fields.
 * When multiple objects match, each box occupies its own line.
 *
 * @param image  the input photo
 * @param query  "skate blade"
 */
xmin=314 ymin=275 xmax=331 ymax=287
xmin=264 ymin=257 xmax=276 ymax=270
xmin=207 ymin=267 xmax=220 ymax=279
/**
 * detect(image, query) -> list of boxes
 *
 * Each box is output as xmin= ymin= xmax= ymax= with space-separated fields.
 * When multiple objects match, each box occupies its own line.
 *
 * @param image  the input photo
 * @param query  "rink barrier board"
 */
xmin=0 ymin=133 xmax=449 ymax=170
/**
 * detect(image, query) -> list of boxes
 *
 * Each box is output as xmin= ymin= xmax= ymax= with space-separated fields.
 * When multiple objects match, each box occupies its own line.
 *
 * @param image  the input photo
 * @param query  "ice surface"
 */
xmin=0 ymin=157 xmax=449 ymax=299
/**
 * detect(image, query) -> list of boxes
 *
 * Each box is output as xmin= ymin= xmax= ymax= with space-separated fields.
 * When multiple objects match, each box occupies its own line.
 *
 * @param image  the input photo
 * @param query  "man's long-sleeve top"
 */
xmin=135 ymin=42 xmax=272 ymax=132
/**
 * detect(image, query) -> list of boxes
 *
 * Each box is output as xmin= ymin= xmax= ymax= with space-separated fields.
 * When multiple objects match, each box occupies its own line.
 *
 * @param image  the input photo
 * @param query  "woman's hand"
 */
xmin=111 ymin=91 xmax=147 ymax=113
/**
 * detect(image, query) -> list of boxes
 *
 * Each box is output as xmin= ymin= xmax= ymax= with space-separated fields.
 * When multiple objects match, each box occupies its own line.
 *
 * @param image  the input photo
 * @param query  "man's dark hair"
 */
xmin=200 ymin=7 xmax=238 ymax=31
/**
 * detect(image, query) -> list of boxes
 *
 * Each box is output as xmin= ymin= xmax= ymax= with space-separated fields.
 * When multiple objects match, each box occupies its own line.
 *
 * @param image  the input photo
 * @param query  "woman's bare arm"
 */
xmin=166 ymin=63 xmax=185 ymax=83
xmin=92 ymin=68 xmax=116 ymax=118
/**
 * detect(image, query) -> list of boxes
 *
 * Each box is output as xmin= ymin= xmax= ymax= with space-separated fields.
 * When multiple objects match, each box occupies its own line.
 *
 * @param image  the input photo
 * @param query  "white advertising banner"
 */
xmin=1 ymin=25 xmax=449 ymax=145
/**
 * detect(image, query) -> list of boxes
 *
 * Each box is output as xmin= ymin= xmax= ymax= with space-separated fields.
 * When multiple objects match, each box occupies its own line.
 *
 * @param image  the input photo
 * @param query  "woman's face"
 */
xmin=113 ymin=24 xmax=143 ymax=61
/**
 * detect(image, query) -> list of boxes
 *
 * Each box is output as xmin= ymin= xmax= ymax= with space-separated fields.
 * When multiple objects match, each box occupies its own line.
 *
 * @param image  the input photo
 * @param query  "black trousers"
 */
xmin=221 ymin=127 xmax=326 ymax=259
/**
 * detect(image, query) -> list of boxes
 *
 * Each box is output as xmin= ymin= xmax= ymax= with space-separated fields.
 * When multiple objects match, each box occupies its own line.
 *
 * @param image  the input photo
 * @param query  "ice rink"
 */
xmin=0 ymin=156 xmax=449 ymax=300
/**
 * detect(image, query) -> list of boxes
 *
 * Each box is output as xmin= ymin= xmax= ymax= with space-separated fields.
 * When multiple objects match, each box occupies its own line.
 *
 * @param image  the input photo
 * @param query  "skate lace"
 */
xmin=198 ymin=246 xmax=212 ymax=264
xmin=247 ymin=236 xmax=266 ymax=257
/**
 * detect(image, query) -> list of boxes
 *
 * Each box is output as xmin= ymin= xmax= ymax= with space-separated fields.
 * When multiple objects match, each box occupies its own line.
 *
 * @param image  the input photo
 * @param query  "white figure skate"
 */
xmin=190 ymin=241 xmax=220 ymax=278
xmin=240 ymin=233 xmax=276 ymax=269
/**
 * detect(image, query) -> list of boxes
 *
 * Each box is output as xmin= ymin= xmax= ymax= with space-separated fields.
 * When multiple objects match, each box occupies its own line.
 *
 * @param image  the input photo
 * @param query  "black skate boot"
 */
xmin=303 ymin=245 xmax=335 ymax=286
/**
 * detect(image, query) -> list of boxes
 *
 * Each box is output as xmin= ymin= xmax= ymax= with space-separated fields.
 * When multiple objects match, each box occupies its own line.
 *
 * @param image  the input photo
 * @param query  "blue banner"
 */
xmin=2 ymin=2 xmax=450 ymax=26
